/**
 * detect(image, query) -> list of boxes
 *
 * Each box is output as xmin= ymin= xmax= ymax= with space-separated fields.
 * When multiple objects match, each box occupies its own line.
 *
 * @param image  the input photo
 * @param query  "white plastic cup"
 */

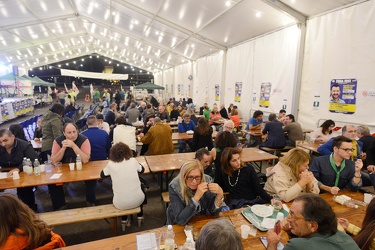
xmin=276 ymin=212 xmax=284 ymax=222
xmin=69 ymin=163 xmax=75 ymax=171
xmin=241 ymin=225 xmax=250 ymax=239
xmin=39 ymin=164 xmax=45 ymax=172
xmin=13 ymin=171 xmax=20 ymax=180
xmin=364 ymin=193 xmax=374 ymax=204
xmin=249 ymin=224 xmax=257 ymax=237
xmin=55 ymin=162 xmax=62 ymax=173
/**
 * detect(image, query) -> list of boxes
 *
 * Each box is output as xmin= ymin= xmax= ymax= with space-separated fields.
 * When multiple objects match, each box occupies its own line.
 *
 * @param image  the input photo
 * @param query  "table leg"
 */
xmin=159 ymin=172 xmax=164 ymax=193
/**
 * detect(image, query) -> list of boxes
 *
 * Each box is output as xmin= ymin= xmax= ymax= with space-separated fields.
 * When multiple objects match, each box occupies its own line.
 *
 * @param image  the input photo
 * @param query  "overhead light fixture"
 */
xmin=256 ymin=12 xmax=262 ymax=18
xmin=225 ymin=1 xmax=231 ymax=7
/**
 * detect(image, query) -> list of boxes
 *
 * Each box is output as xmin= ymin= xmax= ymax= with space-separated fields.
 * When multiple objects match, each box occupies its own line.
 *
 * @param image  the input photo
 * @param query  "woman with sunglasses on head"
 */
xmin=166 ymin=160 xmax=226 ymax=225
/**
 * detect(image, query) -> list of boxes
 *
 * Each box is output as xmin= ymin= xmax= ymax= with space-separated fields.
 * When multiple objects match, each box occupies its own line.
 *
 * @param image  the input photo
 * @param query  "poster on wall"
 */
xmin=178 ymin=84 xmax=181 ymax=95
xmin=328 ymin=79 xmax=357 ymax=114
xmin=215 ymin=84 xmax=220 ymax=101
xmin=234 ymin=82 xmax=242 ymax=102
xmin=259 ymin=82 xmax=271 ymax=108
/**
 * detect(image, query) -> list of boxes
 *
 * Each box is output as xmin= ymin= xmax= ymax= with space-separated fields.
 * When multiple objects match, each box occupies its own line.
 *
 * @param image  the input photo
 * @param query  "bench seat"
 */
xmin=39 ymin=204 xmax=140 ymax=235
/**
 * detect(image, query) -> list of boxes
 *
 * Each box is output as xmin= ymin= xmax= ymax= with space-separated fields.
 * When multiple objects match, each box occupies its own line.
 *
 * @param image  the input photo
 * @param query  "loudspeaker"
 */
xmin=12 ymin=65 xmax=19 ymax=76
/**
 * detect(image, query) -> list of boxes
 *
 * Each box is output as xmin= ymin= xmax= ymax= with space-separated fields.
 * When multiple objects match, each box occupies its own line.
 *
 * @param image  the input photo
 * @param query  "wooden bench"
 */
xmin=39 ymin=204 xmax=140 ymax=236
xmin=161 ymin=192 xmax=170 ymax=208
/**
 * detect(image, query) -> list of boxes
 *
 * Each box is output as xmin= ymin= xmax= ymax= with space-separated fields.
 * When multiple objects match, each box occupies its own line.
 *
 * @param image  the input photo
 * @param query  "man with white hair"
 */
xmin=223 ymin=120 xmax=240 ymax=145
xmin=156 ymin=105 xmax=170 ymax=122
xmin=318 ymin=124 xmax=363 ymax=157
xmin=138 ymin=101 xmax=147 ymax=116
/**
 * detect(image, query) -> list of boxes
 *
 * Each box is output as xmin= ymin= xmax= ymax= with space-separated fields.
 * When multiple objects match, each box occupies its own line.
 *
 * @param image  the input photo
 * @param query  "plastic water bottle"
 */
xmin=182 ymin=238 xmax=195 ymax=250
xmin=33 ymin=159 xmax=41 ymax=176
xmin=342 ymin=200 xmax=358 ymax=209
xmin=22 ymin=157 xmax=27 ymax=173
xmin=25 ymin=158 xmax=33 ymax=175
xmin=164 ymin=225 xmax=175 ymax=250
xmin=76 ymin=154 xmax=82 ymax=170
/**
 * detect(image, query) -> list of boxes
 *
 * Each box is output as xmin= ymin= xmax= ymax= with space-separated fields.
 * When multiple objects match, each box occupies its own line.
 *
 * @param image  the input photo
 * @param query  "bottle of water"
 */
xmin=164 ymin=225 xmax=175 ymax=250
xmin=343 ymin=200 xmax=358 ymax=209
xmin=182 ymin=238 xmax=195 ymax=250
xmin=33 ymin=159 xmax=41 ymax=176
xmin=25 ymin=158 xmax=33 ymax=175
xmin=76 ymin=154 xmax=82 ymax=170
xmin=22 ymin=157 xmax=27 ymax=173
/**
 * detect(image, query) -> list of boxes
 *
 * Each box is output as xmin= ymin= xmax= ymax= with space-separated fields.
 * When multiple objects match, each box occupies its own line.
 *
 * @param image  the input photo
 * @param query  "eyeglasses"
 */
xmin=186 ymin=176 xmax=202 ymax=182
xmin=340 ymin=148 xmax=355 ymax=153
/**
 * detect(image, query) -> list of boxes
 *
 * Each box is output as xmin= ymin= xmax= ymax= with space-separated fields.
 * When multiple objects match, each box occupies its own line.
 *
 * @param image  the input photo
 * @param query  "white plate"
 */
xmin=186 ymin=130 xmax=194 ymax=134
xmin=251 ymin=205 xmax=273 ymax=218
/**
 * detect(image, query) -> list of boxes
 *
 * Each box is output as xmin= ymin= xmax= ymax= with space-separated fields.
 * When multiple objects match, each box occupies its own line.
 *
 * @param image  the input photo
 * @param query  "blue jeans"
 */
xmin=178 ymin=139 xmax=193 ymax=153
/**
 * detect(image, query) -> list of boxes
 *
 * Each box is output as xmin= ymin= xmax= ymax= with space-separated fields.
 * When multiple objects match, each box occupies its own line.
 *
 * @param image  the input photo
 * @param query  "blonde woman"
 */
xmin=264 ymin=148 xmax=320 ymax=202
xmin=166 ymin=160 xmax=225 ymax=225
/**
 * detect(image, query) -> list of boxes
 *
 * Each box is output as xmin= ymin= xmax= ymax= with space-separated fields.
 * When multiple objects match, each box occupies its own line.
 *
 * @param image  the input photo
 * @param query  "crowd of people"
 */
xmin=0 ymin=86 xmax=375 ymax=250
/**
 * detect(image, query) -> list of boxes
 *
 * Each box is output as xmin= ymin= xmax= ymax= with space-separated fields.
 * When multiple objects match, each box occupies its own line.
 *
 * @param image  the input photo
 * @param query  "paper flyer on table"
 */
xmin=50 ymin=174 xmax=62 ymax=179
xmin=0 ymin=172 xmax=9 ymax=179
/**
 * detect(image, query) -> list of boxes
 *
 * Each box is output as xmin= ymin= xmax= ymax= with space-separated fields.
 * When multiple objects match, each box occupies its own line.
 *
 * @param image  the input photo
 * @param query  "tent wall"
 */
xmin=155 ymin=25 xmax=301 ymax=120
xmin=298 ymin=0 xmax=375 ymax=130
xmin=224 ymin=25 xmax=300 ymax=120
xmin=162 ymin=68 xmax=175 ymax=100
xmin=174 ymin=62 xmax=192 ymax=101
xmin=192 ymin=52 xmax=224 ymax=108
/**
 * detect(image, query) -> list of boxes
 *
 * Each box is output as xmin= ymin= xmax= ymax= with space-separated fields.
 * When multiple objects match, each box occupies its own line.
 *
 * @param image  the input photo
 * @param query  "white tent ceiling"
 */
xmin=0 ymin=0 xmax=361 ymax=73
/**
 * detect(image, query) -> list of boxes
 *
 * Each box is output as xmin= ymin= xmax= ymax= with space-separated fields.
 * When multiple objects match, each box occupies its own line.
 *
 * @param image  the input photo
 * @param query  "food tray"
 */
xmin=241 ymin=207 xmax=289 ymax=231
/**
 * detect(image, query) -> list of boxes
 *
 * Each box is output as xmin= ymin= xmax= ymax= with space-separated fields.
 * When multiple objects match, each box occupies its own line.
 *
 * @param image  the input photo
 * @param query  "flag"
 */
xmin=72 ymin=81 xmax=79 ymax=95
xmin=64 ymin=83 xmax=68 ymax=92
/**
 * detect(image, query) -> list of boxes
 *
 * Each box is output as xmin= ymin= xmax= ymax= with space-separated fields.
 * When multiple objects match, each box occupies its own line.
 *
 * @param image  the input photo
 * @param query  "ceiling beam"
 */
xmin=260 ymin=0 xmax=306 ymax=25
xmin=87 ymin=33 xmax=174 ymax=69
xmin=0 ymin=14 xmax=77 ymax=31
xmin=0 ymin=32 xmax=87 ymax=53
xmin=81 ymin=15 xmax=190 ymax=62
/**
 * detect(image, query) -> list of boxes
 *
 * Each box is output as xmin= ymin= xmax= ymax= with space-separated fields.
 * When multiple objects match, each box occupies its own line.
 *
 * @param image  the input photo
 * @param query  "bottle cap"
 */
xmin=168 ymin=225 xmax=172 ymax=230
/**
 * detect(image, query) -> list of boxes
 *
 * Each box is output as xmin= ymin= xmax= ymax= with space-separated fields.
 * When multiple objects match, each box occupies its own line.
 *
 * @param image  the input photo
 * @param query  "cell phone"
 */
xmin=274 ymin=220 xmax=281 ymax=235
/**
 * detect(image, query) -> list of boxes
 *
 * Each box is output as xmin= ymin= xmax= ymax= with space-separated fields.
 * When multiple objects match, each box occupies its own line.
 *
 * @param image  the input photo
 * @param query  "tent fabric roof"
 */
xmin=0 ymin=0 xmax=361 ymax=72
xmin=134 ymin=82 xmax=164 ymax=90
xmin=20 ymin=74 xmax=55 ymax=87
xmin=0 ymin=72 xmax=27 ymax=81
